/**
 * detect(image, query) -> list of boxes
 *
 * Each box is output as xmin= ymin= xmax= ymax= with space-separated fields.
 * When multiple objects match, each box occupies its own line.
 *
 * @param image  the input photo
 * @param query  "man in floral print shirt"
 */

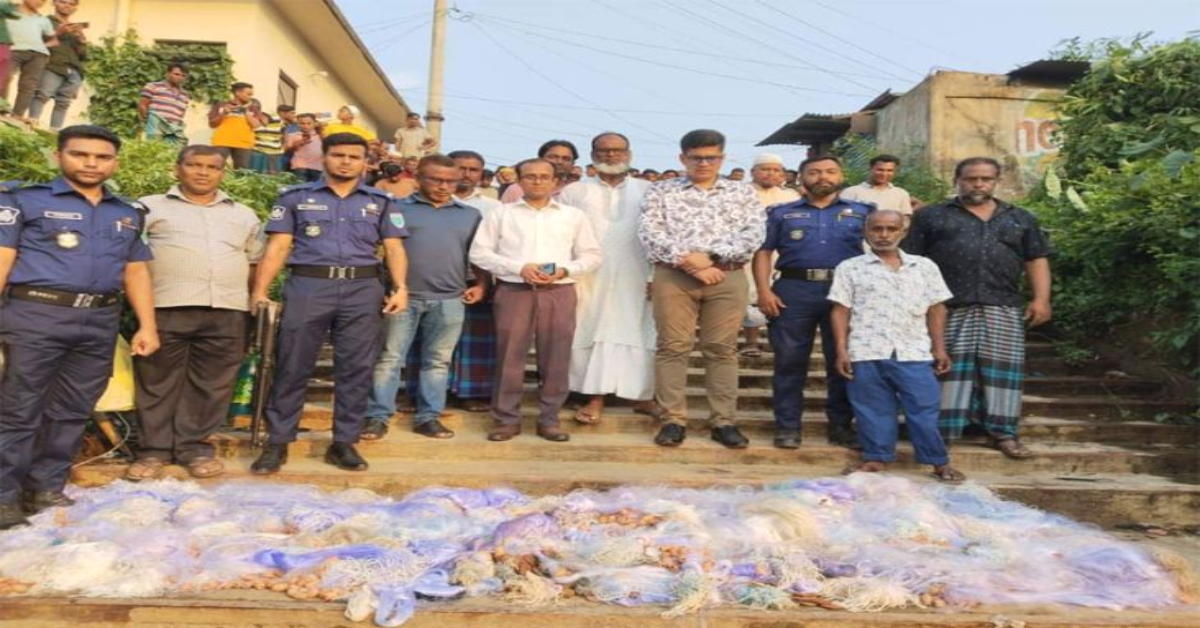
xmin=828 ymin=209 xmax=965 ymax=483
xmin=637 ymin=129 xmax=766 ymax=449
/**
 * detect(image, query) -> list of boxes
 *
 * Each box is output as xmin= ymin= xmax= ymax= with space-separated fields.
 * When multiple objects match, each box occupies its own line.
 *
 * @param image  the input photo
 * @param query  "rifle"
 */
xmin=249 ymin=301 xmax=282 ymax=449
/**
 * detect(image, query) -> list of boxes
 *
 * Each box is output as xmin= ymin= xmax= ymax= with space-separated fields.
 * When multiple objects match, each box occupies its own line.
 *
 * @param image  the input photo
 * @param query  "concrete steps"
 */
xmin=5 ymin=593 xmax=1200 ymax=628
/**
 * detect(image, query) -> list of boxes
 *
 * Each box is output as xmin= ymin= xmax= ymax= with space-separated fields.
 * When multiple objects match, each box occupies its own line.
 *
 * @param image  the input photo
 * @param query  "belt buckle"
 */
xmin=806 ymin=269 xmax=831 ymax=281
xmin=331 ymin=266 xmax=350 ymax=280
xmin=74 ymin=293 xmax=97 ymax=308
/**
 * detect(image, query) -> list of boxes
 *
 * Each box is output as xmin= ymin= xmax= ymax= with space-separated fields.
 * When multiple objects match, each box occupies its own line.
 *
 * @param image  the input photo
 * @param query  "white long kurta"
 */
xmin=559 ymin=176 xmax=656 ymax=400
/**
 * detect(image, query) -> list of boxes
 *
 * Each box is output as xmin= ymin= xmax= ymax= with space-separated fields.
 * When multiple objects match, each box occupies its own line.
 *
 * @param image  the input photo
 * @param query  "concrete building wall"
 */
xmin=68 ymin=0 xmax=382 ymax=143
xmin=876 ymin=71 xmax=1065 ymax=198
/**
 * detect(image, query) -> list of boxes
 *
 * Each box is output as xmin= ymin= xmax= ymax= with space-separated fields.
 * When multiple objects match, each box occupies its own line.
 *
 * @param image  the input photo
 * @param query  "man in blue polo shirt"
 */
xmin=753 ymin=155 xmax=873 ymax=450
xmin=364 ymin=154 xmax=485 ymax=440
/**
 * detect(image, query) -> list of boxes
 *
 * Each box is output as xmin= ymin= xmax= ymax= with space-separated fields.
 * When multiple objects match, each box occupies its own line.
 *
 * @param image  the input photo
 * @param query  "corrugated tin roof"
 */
xmin=1007 ymin=60 xmax=1091 ymax=85
xmin=757 ymin=114 xmax=852 ymax=147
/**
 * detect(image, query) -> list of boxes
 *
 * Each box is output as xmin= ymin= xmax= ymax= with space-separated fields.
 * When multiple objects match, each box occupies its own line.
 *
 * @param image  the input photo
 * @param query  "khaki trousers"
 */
xmin=651 ymin=266 xmax=748 ymax=427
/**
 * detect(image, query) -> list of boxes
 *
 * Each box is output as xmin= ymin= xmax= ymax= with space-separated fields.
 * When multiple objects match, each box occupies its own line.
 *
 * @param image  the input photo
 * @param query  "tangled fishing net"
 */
xmin=0 ymin=475 xmax=1191 ymax=625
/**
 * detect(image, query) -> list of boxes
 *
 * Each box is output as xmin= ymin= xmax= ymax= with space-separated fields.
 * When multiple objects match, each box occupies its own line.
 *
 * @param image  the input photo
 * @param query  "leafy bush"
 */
xmin=0 ymin=123 xmax=293 ymax=217
xmin=84 ymin=31 xmax=235 ymax=139
xmin=1055 ymin=36 xmax=1200 ymax=179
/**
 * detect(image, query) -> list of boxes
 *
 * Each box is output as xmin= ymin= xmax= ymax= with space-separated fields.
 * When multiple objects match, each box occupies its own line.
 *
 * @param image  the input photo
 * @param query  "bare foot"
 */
xmin=574 ymin=396 xmax=605 ymax=424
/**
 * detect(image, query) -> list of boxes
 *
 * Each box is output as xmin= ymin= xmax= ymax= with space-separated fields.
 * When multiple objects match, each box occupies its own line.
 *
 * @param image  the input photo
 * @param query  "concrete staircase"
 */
xmin=17 ymin=334 xmax=1200 ymax=627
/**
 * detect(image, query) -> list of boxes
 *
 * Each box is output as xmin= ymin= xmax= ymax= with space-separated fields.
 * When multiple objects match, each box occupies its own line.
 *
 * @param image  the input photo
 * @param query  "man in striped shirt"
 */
xmin=138 ymin=63 xmax=190 ymax=145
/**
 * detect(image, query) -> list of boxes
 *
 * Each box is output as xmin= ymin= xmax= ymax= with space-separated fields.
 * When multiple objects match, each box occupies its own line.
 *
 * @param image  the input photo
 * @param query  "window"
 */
xmin=278 ymin=72 xmax=298 ymax=108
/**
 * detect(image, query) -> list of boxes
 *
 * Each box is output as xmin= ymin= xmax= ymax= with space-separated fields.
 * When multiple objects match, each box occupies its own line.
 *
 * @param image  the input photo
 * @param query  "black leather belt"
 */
xmin=5 ymin=285 xmax=120 ymax=308
xmin=779 ymin=268 xmax=835 ymax=281
xmin=289 ymin=265 xmax=380 ymax=280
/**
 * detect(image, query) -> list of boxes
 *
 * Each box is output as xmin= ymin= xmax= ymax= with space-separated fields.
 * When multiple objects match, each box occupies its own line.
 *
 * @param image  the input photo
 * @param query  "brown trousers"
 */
xmin=133 ymin=307 xmax=246 ymax=462
xmin=490 ymin=282 xmax=577 ymax=428
xmin=651 ymin=266 xmax=748 ymax=427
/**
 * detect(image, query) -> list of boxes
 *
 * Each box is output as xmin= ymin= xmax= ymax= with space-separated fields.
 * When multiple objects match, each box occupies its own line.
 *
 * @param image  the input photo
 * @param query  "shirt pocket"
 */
xmin=348 ymin=214 xmax=381 ymax=248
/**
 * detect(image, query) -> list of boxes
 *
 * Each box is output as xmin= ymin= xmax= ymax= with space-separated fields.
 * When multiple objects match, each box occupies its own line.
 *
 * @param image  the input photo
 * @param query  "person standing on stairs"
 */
xmin=829 ymin=209 xmax=965 ymax=483
xmin=248 ymin=133 xmax=410 ymax=475
xmin=903 ymin=157 xmax=1053 ymax=460
xmin=470 ymin=158 xmax=602 ymax=443
xmin=753 ymin=155 xmax=873 ymax=450
xmin=638 ymin=129 xmax=765 ymax=449
xmin=559 ymin=132 xmax=659 ymax=426
xmin=363 ymin=154 xmax=485 ymax=441
xmin=0 ymin=125 xmax=160 ymax=530
xmin=125 ymin=145 xmax=263 ymax=482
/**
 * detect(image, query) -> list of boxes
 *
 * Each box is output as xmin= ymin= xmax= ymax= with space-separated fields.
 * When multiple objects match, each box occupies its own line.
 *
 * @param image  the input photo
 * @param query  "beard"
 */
xmin=808 ymin=181 xmax=838 ymax=197
xmin=595 ymin=161 xmax=630 ymax=176
xmin=961 ymin=191 xmax=993 ymax=205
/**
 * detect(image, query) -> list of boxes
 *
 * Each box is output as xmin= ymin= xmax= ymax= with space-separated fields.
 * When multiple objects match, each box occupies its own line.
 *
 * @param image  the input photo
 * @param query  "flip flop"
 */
xmin=574 ymin=406 xmax=602 ymax=425
xmin=931 ymin=465 xmax=966 ymax=484
xmin=841 ymin=461 xmax=887 ymax=475
xmin=740 ymin=347 xmax=763 ymax=358
xmin=125 ymin=457 xmax=167 ymax=482
xmin=186 ymin=456 xmax=225 ymax=479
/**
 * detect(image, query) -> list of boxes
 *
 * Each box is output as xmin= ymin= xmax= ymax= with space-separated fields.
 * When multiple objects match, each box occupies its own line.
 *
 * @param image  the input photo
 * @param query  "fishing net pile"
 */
xmin=0 ymin=475 xmax=1193 ymax=625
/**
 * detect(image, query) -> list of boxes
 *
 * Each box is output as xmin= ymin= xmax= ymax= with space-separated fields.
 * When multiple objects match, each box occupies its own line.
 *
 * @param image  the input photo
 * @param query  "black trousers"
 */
xmin=133 ymin=307 xmax=246 ymax=463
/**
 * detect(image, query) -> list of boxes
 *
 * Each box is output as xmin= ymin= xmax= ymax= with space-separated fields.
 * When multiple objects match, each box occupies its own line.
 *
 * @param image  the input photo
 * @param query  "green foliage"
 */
xmin=84 ymin=31 xmax=235 ymax=139
xmin=1028 ymin=151 xmax=1200 ymax=372
xmin=0 ymin=124 xmax=294 ymax=215
xmin=830 ymin=135 xmax=951 ymax=204
xmin=1054 ymin=37 xmax=1200 ymax=179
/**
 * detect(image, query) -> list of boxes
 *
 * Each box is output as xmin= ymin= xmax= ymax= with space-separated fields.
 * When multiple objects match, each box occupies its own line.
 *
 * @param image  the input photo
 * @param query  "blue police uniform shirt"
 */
xmin=0 ymin=178 xmax=153 ymax=293
xmin=762 ymin=196 xmax=874 ymax=270
xmin=265 ymin=180 xmax=409 ymax=267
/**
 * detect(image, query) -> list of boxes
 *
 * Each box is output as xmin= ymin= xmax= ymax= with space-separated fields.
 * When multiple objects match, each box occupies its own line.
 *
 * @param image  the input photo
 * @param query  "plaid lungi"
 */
xmin=939 ymin=305 xmax=1025 ymax=440
xmin=404 ymin=301 xmax=496 ymax=400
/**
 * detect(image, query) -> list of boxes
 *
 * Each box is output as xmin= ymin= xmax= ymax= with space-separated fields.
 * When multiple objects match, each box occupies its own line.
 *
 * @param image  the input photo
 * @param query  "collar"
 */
xmin=862 ymin=181 xmax=895 ymax=189
xmin=792 ymin=195 xmax=849 ymax=210
xmin=454 ymin=189 xmax=488 ymax=202
xmin=405 ymin=192 xmax=464 ymax=209
xmin=948 ymin=196 xmax=1013 ymax=214
xmin=312 ymin=178 xmax=373 ymax=196
xmin=49 ymin=177 xmax=116 ymax=201
xmin=165 ymin=185 xmax=232 ymax=206
xmin=681 ymin=176 xmax=730 ymax=191
xmin=865 ymin=248 xmax=916 ymax=267
xmin=516 ymin=198 xmax=561 ymax=211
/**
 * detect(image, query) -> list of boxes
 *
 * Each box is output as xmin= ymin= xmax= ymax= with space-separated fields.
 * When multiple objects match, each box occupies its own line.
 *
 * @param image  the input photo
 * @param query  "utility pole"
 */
xmin=425 ymin=0 xmax=447 ymax=145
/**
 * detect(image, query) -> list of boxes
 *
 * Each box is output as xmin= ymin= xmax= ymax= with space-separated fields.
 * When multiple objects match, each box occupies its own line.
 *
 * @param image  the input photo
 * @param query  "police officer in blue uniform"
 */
xmin=0 ymin=125 xmax=160 ymax=530
xmin=753 ymin=155 xmax=873 ymax=450
xmin=249 ymin=132 xmax=410 ymax=474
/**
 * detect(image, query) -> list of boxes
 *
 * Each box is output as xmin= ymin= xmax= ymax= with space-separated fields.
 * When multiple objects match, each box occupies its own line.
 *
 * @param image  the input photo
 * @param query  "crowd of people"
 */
xmin=0 ymin=108 xmax=1055 ymax=530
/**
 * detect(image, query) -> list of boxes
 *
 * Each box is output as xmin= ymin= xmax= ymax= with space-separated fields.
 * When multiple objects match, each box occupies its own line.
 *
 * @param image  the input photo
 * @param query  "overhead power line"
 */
xmin=752 ymin=0 xmax=926 ymax=78
xmin=405 ymin=88 xmax=800 ymax=117
xmin=811 ymin=0 xmax=956 ymax=57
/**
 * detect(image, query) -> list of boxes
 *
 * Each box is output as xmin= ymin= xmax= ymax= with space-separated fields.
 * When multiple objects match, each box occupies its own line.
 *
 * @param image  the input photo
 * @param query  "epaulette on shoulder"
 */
xmin=0 ymin=180 xmax=26 ymax=194
xmin=278 ymin=182 xmax=313 ymax=197
xmin=118 ymin=196 xmax=149 ymax=213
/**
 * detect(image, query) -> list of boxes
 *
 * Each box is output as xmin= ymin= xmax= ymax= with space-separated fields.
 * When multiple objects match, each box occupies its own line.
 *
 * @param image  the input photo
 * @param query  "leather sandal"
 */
xmin=930 ymin=465 xmax=966 ymax=484
xmin=991 ymin=437 xmax=1035 ymax=460
xmin=574 ymin=405 xmax=602 ymax=425
xmin=185 ymin=456 xmax=225 ymax=479
xmin=125 ymin=456 xmax=167 ymax=482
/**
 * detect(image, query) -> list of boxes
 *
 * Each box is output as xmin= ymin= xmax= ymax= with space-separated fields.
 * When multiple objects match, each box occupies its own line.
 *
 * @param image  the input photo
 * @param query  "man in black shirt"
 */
xmin=903 ymin=157 xmax=1052 ymax=459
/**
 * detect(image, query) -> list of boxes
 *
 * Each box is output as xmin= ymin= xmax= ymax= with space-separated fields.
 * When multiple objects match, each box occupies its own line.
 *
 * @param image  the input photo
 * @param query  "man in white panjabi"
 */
xmin=559 ymin=132 xmax=658 ymax=424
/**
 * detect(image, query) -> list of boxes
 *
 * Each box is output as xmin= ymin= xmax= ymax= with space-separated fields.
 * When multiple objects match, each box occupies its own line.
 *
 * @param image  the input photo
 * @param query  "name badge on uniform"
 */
xmin=304 ymin=223 xmax=323 ymax=238
xmin=782 ymin=212 xmax=811 ymax=219
xmin=362 ymin=203 xmax=381 ymax=217
xmin=790 ymin=229 xmax=805 ymax=240
xmin=56 ymin=231 xmax=81 ymax=249
xmin=297 ymin=203 xmax=328 ymax=211
xmin=45 ymin=211 xmax=83 ymax=220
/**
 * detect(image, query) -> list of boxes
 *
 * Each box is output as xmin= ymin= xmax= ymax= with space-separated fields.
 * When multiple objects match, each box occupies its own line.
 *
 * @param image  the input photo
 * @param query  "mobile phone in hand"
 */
xmin=539 ymin=262 xmax=557 ymax=275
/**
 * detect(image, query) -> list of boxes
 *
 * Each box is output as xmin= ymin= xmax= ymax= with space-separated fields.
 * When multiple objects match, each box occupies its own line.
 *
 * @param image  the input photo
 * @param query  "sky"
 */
xmin=337 ymin=0 xmax=1194 ymax=172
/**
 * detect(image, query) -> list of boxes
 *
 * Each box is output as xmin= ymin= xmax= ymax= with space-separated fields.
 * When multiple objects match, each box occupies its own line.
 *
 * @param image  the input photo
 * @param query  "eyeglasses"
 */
xmin=684 ymin=154 xmax=725 ymax=164
xmin=421 ymin=177 xmax=460 ymax=187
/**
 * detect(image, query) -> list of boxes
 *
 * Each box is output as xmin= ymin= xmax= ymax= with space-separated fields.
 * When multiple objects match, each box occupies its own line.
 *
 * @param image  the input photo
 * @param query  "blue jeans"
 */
xmin=28 ymin=67 xmax=83 ymax=130
xmin=767 ymin=279 xmax=852 ymax=434
xmin=368 ymin=298 xmax=466 ymax=425
xmin=847 ymin=358 xmax=949 ymax=466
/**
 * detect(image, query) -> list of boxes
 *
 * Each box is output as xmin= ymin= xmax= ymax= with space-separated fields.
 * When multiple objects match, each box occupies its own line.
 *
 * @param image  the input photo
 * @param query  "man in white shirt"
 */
xmin=840 ymin=154 xmax=915 ymax=213
xmin=744 ymin=153 xmax=800 ymax=357
xmin=469 ymin=158 xmax=603 ymax=442
xmin=559 ymin=132 xmax=658 ymax=424
xmin=126 ymin=145 xmax=264 ymax=481
xmin=828 ymin=209 xmax=964 ymax=483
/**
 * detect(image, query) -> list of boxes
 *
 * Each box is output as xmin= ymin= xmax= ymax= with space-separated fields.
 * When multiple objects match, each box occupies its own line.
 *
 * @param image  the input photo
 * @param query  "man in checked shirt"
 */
xmin=637 ymin=129 xmax=766 ymax=449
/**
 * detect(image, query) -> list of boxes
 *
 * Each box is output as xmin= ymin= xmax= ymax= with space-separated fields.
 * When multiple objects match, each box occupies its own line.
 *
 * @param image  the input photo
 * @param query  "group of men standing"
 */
xmin=0 ymin=120 xmax=1053 ymax=529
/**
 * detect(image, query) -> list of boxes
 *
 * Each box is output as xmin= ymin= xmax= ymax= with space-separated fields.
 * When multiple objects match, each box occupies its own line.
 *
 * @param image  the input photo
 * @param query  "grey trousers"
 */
xmin=6 ymin=50 xmax=49 ymax=117
xmin=133 ymin=307 xmax=247 ymax=463
xmin=490 ymin=282 xmax=577 ymax=428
